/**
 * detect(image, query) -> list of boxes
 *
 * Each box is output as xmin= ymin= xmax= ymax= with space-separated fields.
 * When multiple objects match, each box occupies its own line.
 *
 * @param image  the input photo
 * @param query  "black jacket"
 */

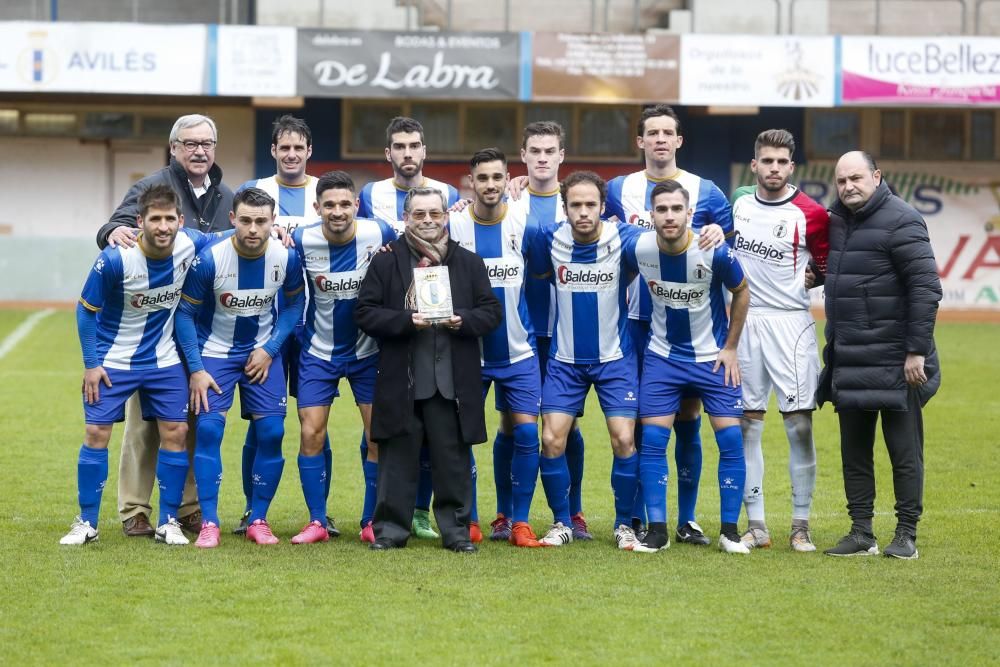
xmin=97 ymin=158 xmax=234 ymax=248
xmin=818 ymin=180 xmax=942 ymax=410
xmin=355 ymin=238 xmax=502 ymax=444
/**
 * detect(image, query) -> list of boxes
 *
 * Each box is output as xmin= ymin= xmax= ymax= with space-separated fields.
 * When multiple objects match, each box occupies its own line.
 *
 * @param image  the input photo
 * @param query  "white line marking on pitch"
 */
xmin=0 ymin=309 xmax=54 ymax=360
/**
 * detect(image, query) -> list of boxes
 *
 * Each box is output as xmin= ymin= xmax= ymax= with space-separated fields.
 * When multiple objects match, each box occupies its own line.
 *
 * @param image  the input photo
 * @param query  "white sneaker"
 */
xmin=740 ymin=526 xmax=772 ymax=549
xmin=614 ymin=524 xmax=640 ymax=551
xmin=790 ymin=525 xmax=817 ymax=552
xmin=60 ymin=517 xmax=98 ymax=545
xmin=540 ymin=522 xmax=573 ymax=546
xmin=155 ymin=517 xmax=190 ymax=545
xmin=719 ymin=533 xmax=751 ymax=554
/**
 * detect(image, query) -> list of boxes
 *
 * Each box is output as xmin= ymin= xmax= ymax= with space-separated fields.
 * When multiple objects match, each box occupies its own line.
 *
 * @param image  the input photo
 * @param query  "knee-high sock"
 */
xmin=640 ymin=425 xmax=670 ymax=525
xmin=157 ymin=448 xmax=189 ymax=526
xmin=540 ymin=454 xmax=571 ymax=526
xmin=784 ymin=413 xmax=817 ymax=521
xmin=415 ymin=445 xmax=432 ymax=511
xmin=511 ymin=423 xmax=540 ymax=524
xmin=322 ymin=433 xmax=332 ymax=502
xmin=741 ymin=418 xmax=766 ymax=523
xmin=249 ymin=415 xmax=285 ymax=522
xmin=674 ymin=416 xmax=703 ymax=526
xmin=469 ymin=449 xmax=478 ymax=522
xmin=715 ymin=425 xmax=746 ymax=525
xmin=493 ymin=431 xmax=514 ymax=518
xmin=361 ymin=458 xmax=378 ymax=526
xmin=611 ymin=452 xmax=640 ymax=529
xmin=565 ymin=427 xmax=585 ymax=516
xmin=298 ymin=453 xmax=327 ymax=525
xmin=240 ymin=419 xmax=258 ymax=512
xmin=194 ymin=413 xmax=227 ymax=526
xmin=77 ymin=444 xmax=108 ymax=527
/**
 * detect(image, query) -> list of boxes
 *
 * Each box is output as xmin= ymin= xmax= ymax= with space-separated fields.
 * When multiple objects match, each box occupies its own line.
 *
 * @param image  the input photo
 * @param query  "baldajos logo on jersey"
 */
xmin=219 ymin=290 xmax=275 ymax=315
xmin=313 ymin=270 xmax=365 ymax=299
xmin=129 ymin=286 xmax=182 ymax=310
xmin=733 ymin=231 xmax=784 ymax=263
xmin=484 ymin=258 xmax=522 ymax=288
xmin=556 ymin=263 xmax=617 ymax=292
xmin=646 ymin=280 xmax=708 ymax=308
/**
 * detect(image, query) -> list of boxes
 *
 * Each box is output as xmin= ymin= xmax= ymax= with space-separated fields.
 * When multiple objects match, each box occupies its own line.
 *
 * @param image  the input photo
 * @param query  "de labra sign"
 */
xmin=298 ymin=30 xmax=521 ymax=100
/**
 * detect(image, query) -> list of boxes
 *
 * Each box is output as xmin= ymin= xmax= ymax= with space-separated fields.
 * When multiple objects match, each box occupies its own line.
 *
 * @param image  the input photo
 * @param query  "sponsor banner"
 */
xmin=215 ymin=25 xmax=297 ymax=97
xmin=731 ymin=163 xmax=1000 ymax=310
xmin=680 ymin=34 xmax=835 ymax=107
xmin=841 ymin=36 xmax=1000 ymax=105
xmin=531 ymin=32 xmax=679 ymax=103
xmin=297 ymin=29 xmax=520 ymax=99
xmin=0 ymin=21 xmax=206 ymax=94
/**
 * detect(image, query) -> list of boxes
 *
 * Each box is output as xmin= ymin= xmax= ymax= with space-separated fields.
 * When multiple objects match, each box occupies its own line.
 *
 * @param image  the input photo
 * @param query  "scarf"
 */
xmin=404 ymin=225 xmax=450 ymax=310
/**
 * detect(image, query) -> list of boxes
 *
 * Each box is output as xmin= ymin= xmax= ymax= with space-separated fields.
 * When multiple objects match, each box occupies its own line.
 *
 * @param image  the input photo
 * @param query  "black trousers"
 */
xmin=837 ymin=387 xmax=924 ymax=535
xmin=374 ymin=392 xmax=472 ymax=548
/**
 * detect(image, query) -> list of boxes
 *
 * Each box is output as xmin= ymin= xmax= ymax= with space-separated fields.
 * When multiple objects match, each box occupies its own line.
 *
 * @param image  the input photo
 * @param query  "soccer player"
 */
xmin=730 ymin=130 xmax=829 ymax=552
xmin=288 ymin=171 xmax=396 ymax=544
xmin=605 ymin=104 xmax=729 ymax=546
xmin=626 ymin=180 xmax=751 ymax=554
xmin=448 ymin=148 xmax=545 ymax=548
xmin=175 ymin=187 xmax=305 ymax=548
xmin=61 ymin=184 xmax=228 ymax=546
xmin=529 ymin=171 xmax=643 ymax=550
xmin=357 ymin=116 xmax=461 ymax=540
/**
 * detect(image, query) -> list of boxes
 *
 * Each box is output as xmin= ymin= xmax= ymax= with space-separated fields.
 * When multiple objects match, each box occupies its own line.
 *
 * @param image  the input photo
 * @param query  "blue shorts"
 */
xmin=202 ymin=354 xmax=288 ymax=418
xmin=640 ymin=352 xmax=743 ymax=419
xmin=482 ymin=356 xmax=541 ymax=416
xmin=541 ymin=356 xmax=638 ymax=419
xmin=83 ymin=364 xmax=189 ymax=425
xmin=536 ymin=337 xmax=551 ymax=382
xmin=296 ymin=352 xmax=378 ymax=408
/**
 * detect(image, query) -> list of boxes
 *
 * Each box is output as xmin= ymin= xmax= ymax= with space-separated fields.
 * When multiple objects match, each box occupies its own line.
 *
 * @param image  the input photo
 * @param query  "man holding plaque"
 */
xmin=356 ymin=187 xmax=502 ymax=552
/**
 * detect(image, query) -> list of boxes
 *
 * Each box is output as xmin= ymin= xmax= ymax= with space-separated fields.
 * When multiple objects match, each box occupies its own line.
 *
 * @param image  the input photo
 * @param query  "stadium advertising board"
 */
xmin=530 ymin=32 xmax=680 ymax=103
xmin=680 ymin=34 xmax=836 ymax=107
xmin=0 ymin=21 xmax=206 ymax=95
xmin=297 ymin=29 xmax=521 ymax=100
xmin=840 ymin=36 xmax=1000 ymax=105
xmin=214 ymin=25 xmax=297 ymax=97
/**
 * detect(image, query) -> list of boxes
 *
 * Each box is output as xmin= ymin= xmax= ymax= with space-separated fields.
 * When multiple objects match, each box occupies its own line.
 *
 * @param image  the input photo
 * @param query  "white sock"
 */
xmin=784 ymin=412 xmax=817 ymax=521
xmin=741 ymin=417 xmax=766 ymax=523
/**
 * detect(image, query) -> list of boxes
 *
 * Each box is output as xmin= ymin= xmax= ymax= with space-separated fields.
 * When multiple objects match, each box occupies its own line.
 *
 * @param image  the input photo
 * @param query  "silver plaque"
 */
xmin=413 ymin=265 xmax=454 ymax=322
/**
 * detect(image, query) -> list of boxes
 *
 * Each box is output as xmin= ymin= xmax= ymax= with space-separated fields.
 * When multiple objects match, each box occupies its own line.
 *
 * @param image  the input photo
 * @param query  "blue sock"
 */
xmin=540 ymin=454 xmax=571 ymax=526
xmin=240 ymin=420 xmax=257 ymax=513
xmin=640 ymin=425 xmax=670 ymax=525
xmin=611 ymin=452 xmax=640 ymax=529
xmin=565 ymin=427 xmax=585 ymax=516
xmin=322 ymin=433 xmax=332 ymax=502
xmin=194 ymin=413 xmax=226 ymax=526
xmin=298 ymin=453 xmax=327 ymax=525
xmin=493 ymin=431 xmax=515 ymax=518
xmin=249 ymin=415 xmax=285 ymax=523
xmin=359 ymin=433 xmax=368 ymax=463
xmin=632 ymin=423 xmax=646 ymax=524
xmin=77 ymin=444 xmax=108 ymax=527
xmin=416 ymin=445 xmax=432 ymax=511
xmin=469 ymin=449 xmax=478 ymax=523
xmin=156 ymin=449 xmax=190 ymax=526
xmin=361 ymin=459 xmax=378 ymax=526
xmin=715 ymin=425 xmax=747 ymax=525
xmin=674 ymin=416 xmax=703 ymax=526
xmin=511 ymin=423 xmax=540 ymax=524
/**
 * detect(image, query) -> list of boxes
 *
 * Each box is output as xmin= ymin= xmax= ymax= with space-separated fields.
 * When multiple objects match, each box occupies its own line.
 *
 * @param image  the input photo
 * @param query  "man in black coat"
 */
xmin=355 ymin=186 xmax=502 ymax=552
xmin=817 ymin=151 xmax=942 ymax=560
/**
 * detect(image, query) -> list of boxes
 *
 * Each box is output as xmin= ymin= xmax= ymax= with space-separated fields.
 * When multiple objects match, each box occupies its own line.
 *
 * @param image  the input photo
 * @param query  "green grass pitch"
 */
xmin=0 ymin=310 xmax=997 ymax=665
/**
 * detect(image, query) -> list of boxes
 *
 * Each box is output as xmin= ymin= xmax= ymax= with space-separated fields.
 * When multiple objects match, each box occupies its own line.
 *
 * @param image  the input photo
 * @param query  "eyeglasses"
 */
xmin=408 ymin=210 xmax=444 ymax=221
xmin=175 ymin=139 xmax=217 ymax=152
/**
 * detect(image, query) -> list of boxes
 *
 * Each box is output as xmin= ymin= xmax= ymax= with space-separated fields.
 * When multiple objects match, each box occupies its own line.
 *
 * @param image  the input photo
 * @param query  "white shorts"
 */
xmin=737 ymin=309 xmax=819 ymax=413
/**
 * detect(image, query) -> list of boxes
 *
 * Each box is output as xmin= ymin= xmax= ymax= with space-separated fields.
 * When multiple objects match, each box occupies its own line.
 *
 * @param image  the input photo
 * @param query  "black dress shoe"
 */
xmin=447 ymin=540 xmax=477 ymax=553
xmin=370 ymin=539 xmax=400 ymax=551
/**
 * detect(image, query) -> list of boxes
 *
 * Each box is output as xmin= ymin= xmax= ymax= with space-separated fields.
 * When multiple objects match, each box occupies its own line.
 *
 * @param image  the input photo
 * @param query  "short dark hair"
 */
xmin=650 ymin=180 xmax=690 ymax=207
xmin=403 ymin=186 xmax=447 ymax=213
xmin=386 ymin=116 xmax=425 ymax=147
xmin=560 ymin=170 xmax=607 ymax=206
xmin=860 ymin=151 xmax=878 ymax=172
xmin=138 ymin=184 xmax=181 ymax=218
xmin=637 ymin=104 xmax=682 ymax=137
xmin=271 ymin=114 xmax=312 ymax=146
xmin=522 ymin=121 xmax=565 ymax=149
xmin=315 ymin=171 xmax=356 ymax=200
xmin=754 ymin=129 xmax=795 ymax=158
xmin=232 ymin=187 xmax=275 ymax=215
xmin=470 ymin=147 xmax=506 ymax=170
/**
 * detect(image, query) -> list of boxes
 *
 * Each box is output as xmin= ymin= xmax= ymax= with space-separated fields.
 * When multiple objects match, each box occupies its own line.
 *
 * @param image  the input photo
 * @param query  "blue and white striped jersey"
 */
xmin=78 ymin=228 xmax=225 ymax=370
xmin=509 ymin=188 xmax=565 ymax=339
xmin=605 ymin=169 xmax=733 ymax=322
xmin=530 ymin=221 xmax=642 ymax=365
xmin=238 ymin=175 xmax=320 ymax=233
xmin=293 ymin=218 xmax=397 ymax=363
xmin=180 ymin=238 xmax=305 ymax=359
xmin=626 ymin=231 xmax=747 ymax=364
xmin=358 ymin=177 xmax=459 ymax=235
xmin=449 ymin=203 xmax=540 ymax=368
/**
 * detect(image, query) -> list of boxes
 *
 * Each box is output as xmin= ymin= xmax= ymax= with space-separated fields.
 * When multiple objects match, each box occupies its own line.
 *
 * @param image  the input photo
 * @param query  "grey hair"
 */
xmin=403 ymin=187 xmax=447 ymax=213
xmin=169 ymin=114 xmax=218 ymax=143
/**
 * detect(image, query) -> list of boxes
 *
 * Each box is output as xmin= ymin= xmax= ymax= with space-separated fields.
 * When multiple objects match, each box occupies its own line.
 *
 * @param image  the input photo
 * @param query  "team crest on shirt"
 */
xmin=693 ymin=265 xmax=710 ymax=280
xmin=271 ymin=264 xmax=285 ymax=283
xmin=509 ymin=234 xmax=519 ymax=253
xmin=773 ymin=223 xmax=788 ymax=239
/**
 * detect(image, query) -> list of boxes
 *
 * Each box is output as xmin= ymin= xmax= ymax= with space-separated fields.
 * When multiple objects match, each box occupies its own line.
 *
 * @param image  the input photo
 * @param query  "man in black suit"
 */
xmin=356 ymin=186 xmax=502 ymax=552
